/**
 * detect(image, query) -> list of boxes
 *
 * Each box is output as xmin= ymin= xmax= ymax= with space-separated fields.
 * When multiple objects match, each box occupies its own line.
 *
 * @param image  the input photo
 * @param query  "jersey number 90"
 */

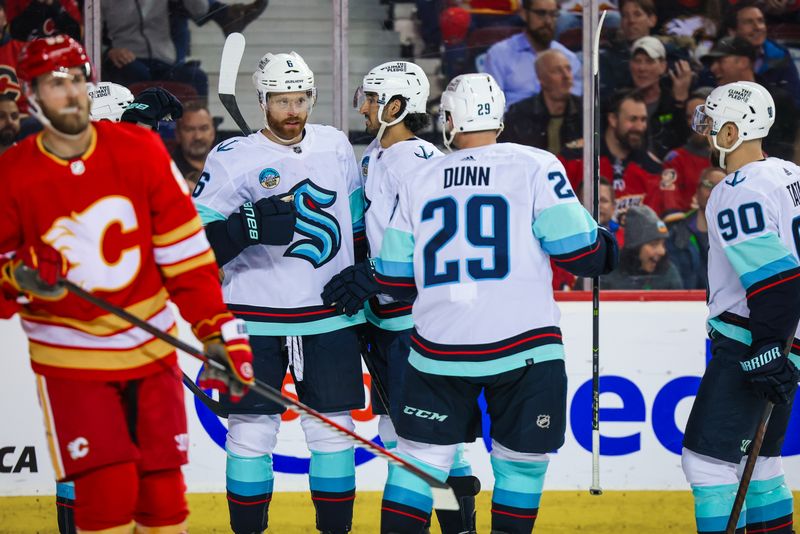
xmin=422 ymin=195 xmax=509 ymax=287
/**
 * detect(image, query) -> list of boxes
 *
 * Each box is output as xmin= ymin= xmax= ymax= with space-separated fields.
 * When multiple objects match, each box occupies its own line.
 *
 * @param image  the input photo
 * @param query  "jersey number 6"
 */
xmin=422 ymin=195 xmax=509 ymax=287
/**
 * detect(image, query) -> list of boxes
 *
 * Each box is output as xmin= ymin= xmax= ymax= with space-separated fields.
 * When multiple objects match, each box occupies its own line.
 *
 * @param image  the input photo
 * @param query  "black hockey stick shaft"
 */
xmin=62 ymin=280 xmax=457 ymax=505
xmin=358 ymin=330 xmax=391 ymax=417
xmin=725 ymin=401 xmax=774 ymax=534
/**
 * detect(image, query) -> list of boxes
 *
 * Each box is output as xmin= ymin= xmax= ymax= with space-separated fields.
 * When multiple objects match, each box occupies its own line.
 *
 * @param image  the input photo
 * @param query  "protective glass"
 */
xmin=691 ymin=104 xmax=713 ymax=135
xmin=267 ymin=92 xmax=312 ymax=113
xmin=352 ymin=86 xmax=379 ymax=110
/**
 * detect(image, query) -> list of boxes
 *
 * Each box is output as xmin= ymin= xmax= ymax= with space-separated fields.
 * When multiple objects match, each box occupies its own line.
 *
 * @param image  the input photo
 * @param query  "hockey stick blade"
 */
xmin=219 ymin=33 xmax=252 ymax=136
xmin=62 ymin=279 xmax=458 ymax=509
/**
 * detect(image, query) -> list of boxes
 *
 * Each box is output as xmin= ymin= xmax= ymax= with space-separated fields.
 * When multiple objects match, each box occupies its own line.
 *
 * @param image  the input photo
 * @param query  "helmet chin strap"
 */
xmin=27 ymin=92 xmax=88 ymax=141
xmin=712 ymin=130 xmax=744 ymax=170
xmin=375 ymin=101 xmax=407 ymax=144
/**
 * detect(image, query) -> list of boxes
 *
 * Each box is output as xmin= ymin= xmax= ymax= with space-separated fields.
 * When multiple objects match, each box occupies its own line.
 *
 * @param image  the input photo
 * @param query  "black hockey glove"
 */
xmin=321 ymin=261 xmax=380 ymax=317
xmin=227 ymin=195 xmax=296 ymax=248
xmin=741 ymin=342 xmax=800 ymax=405
xmin=121 ymin=87 xmax=184 ymax=130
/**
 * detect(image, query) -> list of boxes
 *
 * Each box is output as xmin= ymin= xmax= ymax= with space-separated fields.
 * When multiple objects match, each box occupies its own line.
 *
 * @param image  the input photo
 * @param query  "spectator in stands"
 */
xmin=499 ymin=49 xmax=582 ymax=154
xmin=0 ymin=92 xmax=19 ymax=154
xmin=628 ymin=35 xmax=693 ymax=159
xmin=5 ymin=0 xmax=81 ymax=41
xmin=701 ymin=35 xmax=798 ymax=161
xmin=416 ymin=0 xmax=444 ymax=57
xmin=484 ymin=0 xmax=582 ymax=108
xmin=579 ymin=176 xmax=624 ymax=244
xmin=599 ymin=0 xmax=658 ymax=101
xmin=561 ymin=89 xmax=663 ymax=216
xmin=722 ymin=0 xmax=800 ymax=108
xmin=666 ymin=166 xmax=725 ymax=290
xmin=660 ymin=88 xmax=712 ymax=220
xmin=0 ymin=2 xmax=24 ymax=104
xmin=602 ymin=205 xmax=683 ymax=289
xmin=172 ymin=100 xmax=216 ymax=190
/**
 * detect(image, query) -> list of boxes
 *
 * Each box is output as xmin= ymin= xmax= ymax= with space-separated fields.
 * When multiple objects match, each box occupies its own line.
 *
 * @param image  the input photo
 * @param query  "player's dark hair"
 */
xmin=403 ymin=113 xmax=430 ymax=133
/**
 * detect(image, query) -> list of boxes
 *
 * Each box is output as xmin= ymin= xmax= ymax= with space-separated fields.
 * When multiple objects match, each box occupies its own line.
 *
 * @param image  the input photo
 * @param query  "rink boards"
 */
xmin=2 ymin=293 xmax=799 ymax=495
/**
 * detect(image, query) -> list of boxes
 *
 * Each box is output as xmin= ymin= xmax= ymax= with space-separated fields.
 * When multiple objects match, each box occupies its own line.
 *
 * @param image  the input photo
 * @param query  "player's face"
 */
xmin=176 ymin=109 xmax=215 ymax=160
xmin=522 ymin=0 xmax=557 ymax=48
xmin=0 ymin=99 xmax=21 ymax=147
xmin=621 ymin=2 xmax=657 ymax=42
xmin=265 ymin=91 xmax=310 ymax=140
xmin=685 ymin=97 xmax=707 ymax=145
xmin=638 ymin=238 xmax=666 ymax=273
xmin=629 ymin=52 xmax=666 ymax=90
xmin=35 ymin=67 xmax=90 ymax=136
xmin=612 ymin=99 xmax=648 ymax=151
xmin=358 ymin=92 xmax=381 ymax=135
xmin=598 ymin=183 xmax=615 ymax=225
xmin=735 ymin=7 xmax=767 ymax=48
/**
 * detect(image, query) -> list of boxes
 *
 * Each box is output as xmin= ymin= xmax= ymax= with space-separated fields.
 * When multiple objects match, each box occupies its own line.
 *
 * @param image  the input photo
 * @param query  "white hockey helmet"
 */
xmin=691 ymin=80 xmax=775 ymax=168
xmin=355 ymin=61 xmax=430 ymax=140
xmin=252 ymin=51 xmax=316 ymax=110
xmin=87 ymin=81 xmax=134 ymax=122
xmin=439 ymin=73 xmax=505 ymax=151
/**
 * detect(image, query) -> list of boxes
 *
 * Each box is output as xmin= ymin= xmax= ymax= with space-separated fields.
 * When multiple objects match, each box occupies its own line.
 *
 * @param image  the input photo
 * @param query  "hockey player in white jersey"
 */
xmin=341 ymin=73 xmax=616 ymax=533
xmin=681 ymin=81 xmax=800 ymax=534
xmin=192 ymin=51 xmax=367 ymax=534
xmin=321 ymin=60 xmax=479 ymax=533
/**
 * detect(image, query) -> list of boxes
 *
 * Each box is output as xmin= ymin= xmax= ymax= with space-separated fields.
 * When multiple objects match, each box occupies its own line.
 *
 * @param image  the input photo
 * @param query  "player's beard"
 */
xmin=364 ymin=113 xmax=380 ymax=136
xmin=0 ymin=126 xmax=17 ymax=147
xmin=41 ymin=96 xmax=90 ymax=136
xmin=266 ymin=110 xmax=307 ymax=142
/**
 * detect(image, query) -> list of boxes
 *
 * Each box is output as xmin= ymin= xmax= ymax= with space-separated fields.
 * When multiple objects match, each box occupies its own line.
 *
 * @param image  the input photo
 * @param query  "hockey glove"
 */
xmin=121 ymin=87 xmax=184 ymax=130
xmin=321 ymin=261 xmax=380 ymax=317
xmin=598 ymin=226 xmax=619 ymax=275
xmin=195 ymin=315 xmax=255 ymax=402
xmin=0 ymin=244 xmax=68 ymax=299
xmin=228 ymin=195 xmax=296 ymax=248
xmin=741 ymin=342 xmax=800 ymax=405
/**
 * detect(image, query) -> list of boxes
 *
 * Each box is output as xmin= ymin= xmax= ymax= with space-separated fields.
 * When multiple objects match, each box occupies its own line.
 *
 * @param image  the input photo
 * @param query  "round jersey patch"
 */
xmin=259 ymin=167 xmax=280 ymax=189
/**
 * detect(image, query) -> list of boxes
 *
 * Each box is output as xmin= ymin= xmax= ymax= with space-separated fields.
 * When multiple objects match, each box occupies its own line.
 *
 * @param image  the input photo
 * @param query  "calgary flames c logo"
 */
xmin=43 ymin=196 xmax=141 ymax=292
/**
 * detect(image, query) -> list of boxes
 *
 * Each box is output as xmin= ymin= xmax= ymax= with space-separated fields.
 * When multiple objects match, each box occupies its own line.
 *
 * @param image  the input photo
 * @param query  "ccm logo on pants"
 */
xmin=404 ymin=406 xmax=448 ymax=422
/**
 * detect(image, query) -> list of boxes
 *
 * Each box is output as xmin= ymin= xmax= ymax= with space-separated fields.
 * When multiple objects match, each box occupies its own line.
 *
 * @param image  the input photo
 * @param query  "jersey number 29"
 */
xmin=422 ymin=195 xmax=509 ymax=287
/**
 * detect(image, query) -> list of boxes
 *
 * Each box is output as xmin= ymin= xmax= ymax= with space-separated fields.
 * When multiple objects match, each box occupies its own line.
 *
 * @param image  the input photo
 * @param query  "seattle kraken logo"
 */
xmin=285 ymin=179 xmax=341 ymax=268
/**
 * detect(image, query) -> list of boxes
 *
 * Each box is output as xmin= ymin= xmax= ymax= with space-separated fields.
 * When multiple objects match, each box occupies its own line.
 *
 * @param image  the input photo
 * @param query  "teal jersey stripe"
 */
xmin=450 ymin=443 xmax=471 ymax=474
xmin=491 ymin=456 xmax=548 ymax=496
xmin=745 ymin=475 xmax=793 ymax=523
xmin=309 ymin=475 xmax=356 ymax=493
xmin=383 ymin=483 xmax=433 ymax=512
xmin=707 ymin=317 xmax=752 ymax=346
xmin=492 ymin=487 xmax=541 ymax=509
xmin=196 ymin=203 xmax=227 ymax=224
xmin=375 ymin=258 xmax=414 ymax=278
xmin=790 ymin=353 xmax=800 ymax=369
xmin=380 ymin=228 xmax=415 ymax=264
xmin=408 ymin=344 xmax=564 ymax=377
xmin=309 ymin=449 xmax=356 ymax=479
xmin=533 ymin=203 xmax=598 ymax=253
xmin=696 ymin=514 xmax=742 ymax=532
xmin=244 ymin=311 xmax=365 ymax=336
xmin=538 ymin=230 xmax=598 ymax=256
xmin=739 ymin=255 xmax=799 ymax=289
xmin=365 ymin=301 xmax=413 ymax=331
xmin=227 ymin=478 xmax=274 ymax=497
xmin=745 ymin=498 xmax=793 ymax=523
xmin=350 ymin=188 xmax=365 ymax=226
xmin=723 ymin=233 xmax=799 ymax=288
xmin=226 ymin=451 xmax=274 ymax=483
xmin=56 ymin=481 xmax=75 ymax=500
xmin=692 ymin=483 xmax=743 ymax=531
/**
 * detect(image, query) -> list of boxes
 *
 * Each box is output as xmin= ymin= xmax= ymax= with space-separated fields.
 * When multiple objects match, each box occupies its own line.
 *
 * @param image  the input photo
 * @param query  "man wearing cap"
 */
xmin=701 ymin=35 xmax=798 ymax=162
xmin=628 ymin=35 xmax=693 ymax=160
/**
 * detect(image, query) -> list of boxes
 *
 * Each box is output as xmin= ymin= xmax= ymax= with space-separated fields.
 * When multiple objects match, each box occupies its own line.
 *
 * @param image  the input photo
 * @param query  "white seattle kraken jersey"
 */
xmin=707 ymin=157 xmax=800 ymax=347
xmin=361 ymin=137 xmax=442 ymax=331
xmin=376 ymin=143 xmax=599 ymax=377
xmin=193 ymin=124 xmax=365 ymax=336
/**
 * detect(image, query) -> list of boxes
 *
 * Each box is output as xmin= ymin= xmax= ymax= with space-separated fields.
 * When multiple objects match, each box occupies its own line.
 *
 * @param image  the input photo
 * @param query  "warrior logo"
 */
xmin=285 ymin=179 xmax=341 ymax=268
xmin=741 ymin=439 xmax=752 ymax=453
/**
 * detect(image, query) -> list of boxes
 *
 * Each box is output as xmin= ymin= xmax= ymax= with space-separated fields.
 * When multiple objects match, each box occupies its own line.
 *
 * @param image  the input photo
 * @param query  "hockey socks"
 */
xmin=691 ymin=484 xmax=745 ymax=533
xmin=226 ymin=451 xmax=273 ymax=534
xmin=745 ymin=475 xmax=794 ymax=533
xmin=381 ymin=453 xmax=449 ymax=534
xmin=309 ymin=448 xmax=356 ymax=533
xmin=435 ymin=446 xmax=479 ymax=534
xmin=490 ymin=456 xmax=548 ymax=534
xmin=56 ymin=481 xmax=76 ymax=534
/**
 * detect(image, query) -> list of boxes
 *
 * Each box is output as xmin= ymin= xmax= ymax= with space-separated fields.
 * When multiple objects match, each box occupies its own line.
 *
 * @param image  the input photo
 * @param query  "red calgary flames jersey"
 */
xmin=0 ymin=121 xmax=227 ymax=380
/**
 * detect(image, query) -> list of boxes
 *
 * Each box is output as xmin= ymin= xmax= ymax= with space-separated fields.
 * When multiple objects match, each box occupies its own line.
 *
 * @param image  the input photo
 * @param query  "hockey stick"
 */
xmin=725 ymin=401 xmax=774 ymax=534
xmin=219 ymin=32 xmax=253 ymax=136
xmin=590 ymin=8 xmax=608 ymax=497
xmin=357 ymin=325 xmax=391 ymax=417
xmin=61 ymin=279 xmax=458 ymax=510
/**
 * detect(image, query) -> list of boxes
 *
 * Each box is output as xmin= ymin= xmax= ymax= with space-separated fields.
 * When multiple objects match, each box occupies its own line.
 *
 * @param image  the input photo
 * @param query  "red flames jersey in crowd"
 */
xmin=660 ymin=146 xmax=709 ymax=218
xmin=0 ymin=37 xmax=27 ymax=110
xmin=0 ymin=121 xmax=227 ymax=381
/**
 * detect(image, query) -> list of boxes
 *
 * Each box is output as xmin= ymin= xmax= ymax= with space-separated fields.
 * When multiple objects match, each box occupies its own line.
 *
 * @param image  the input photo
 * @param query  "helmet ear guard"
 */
xmin=439 ymin=73 xmax=505 ymax=151
xmin=360 ymin=61 xmax=430 ymax=140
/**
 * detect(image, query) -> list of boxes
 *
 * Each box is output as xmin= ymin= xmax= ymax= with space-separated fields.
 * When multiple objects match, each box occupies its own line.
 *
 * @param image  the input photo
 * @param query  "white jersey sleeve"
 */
xmin=193 ymin=137 xmax=250 ymax=224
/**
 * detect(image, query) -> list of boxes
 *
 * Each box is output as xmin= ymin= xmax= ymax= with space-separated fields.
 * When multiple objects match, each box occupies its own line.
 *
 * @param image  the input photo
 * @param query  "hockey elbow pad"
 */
xmin=554 ymin=226 xmax=619 ymax=278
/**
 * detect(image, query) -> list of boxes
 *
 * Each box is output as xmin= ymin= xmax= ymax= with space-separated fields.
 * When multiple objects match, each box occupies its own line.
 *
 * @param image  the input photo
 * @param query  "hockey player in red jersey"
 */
xmin=0 ymin=35 xmax=254 ymax=533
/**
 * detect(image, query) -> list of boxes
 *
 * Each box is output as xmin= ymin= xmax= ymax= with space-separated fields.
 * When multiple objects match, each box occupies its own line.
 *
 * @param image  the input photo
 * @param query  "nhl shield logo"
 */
xmin=259 ymin=168 xmax=280 ymax=189
xmin=536 ymin=414 xmax=551 ymax=429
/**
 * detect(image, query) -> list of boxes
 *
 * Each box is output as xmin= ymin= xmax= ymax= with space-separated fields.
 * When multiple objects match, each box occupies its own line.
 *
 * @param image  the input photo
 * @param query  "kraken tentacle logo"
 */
xmin=285 ymin=179 xmax=341 ymax=268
